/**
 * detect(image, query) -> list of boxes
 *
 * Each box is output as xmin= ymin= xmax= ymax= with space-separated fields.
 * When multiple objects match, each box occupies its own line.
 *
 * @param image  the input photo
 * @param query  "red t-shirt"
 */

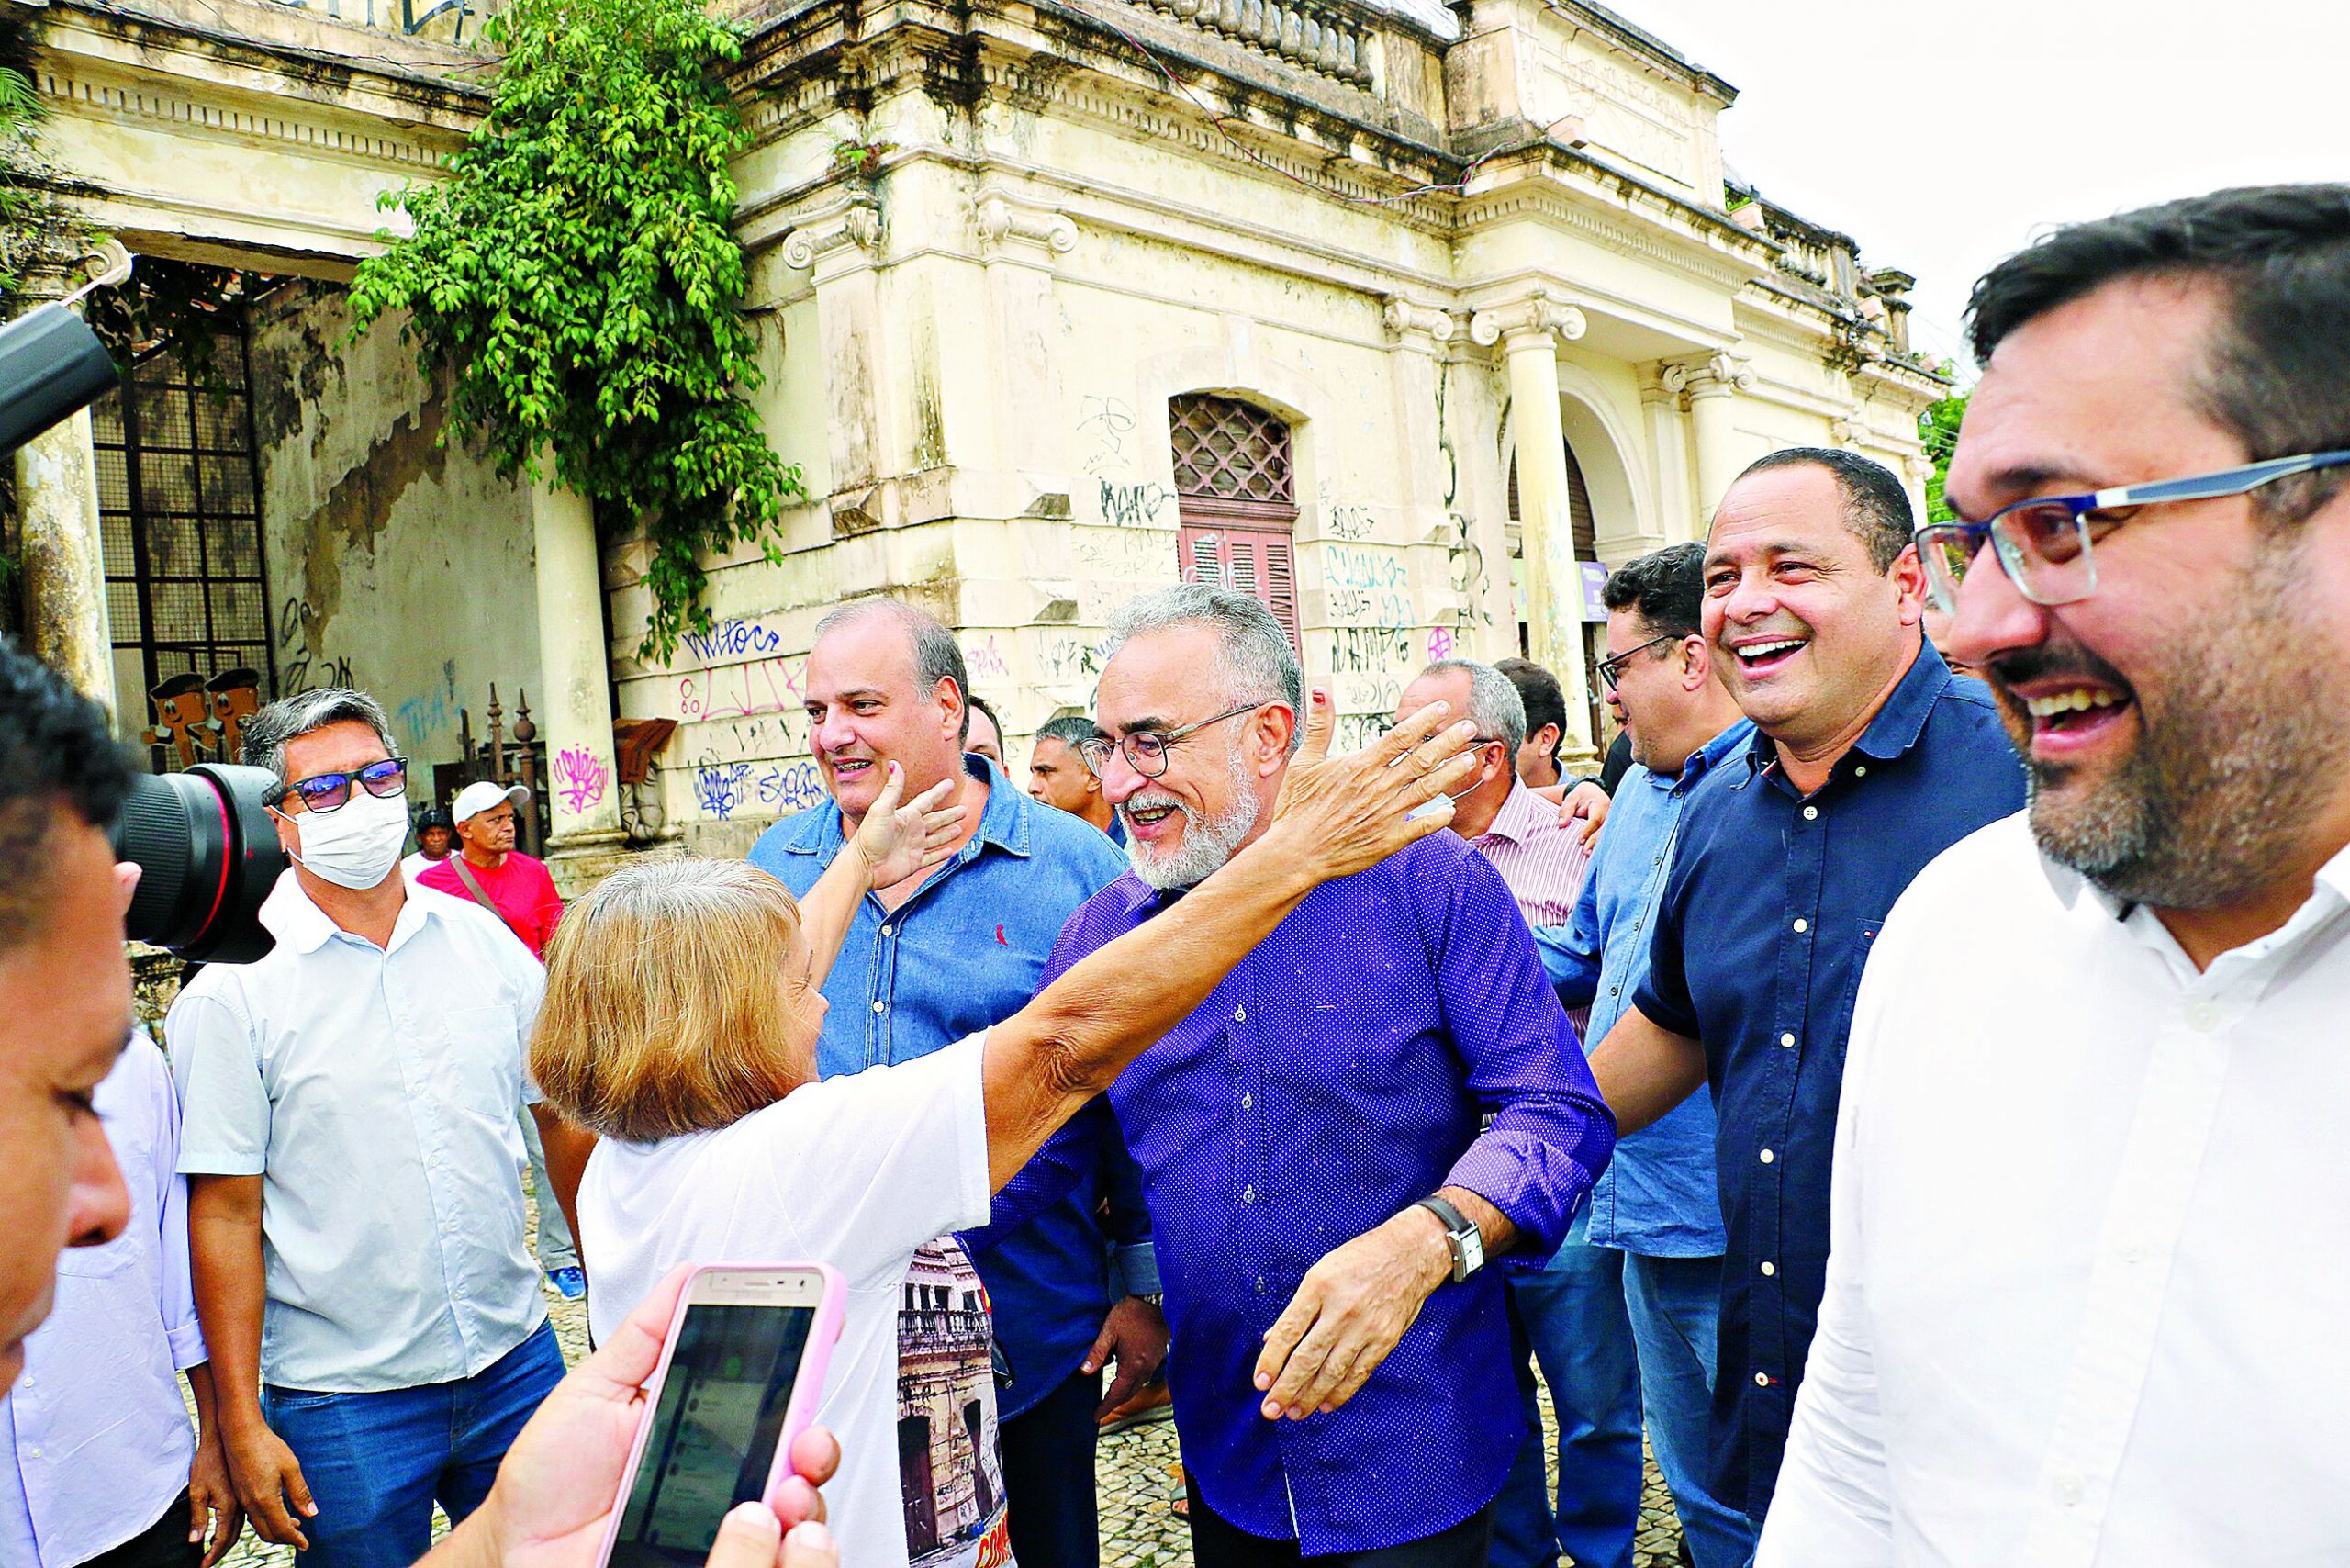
xmin=419 ymin=851 xmax=565 ymax=959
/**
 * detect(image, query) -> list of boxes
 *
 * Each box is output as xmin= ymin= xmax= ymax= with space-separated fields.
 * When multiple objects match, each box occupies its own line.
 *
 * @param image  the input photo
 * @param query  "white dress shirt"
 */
xmin=1761 ymin=812 xmax=2350 ymax=1567
xmin=0 ymin=1034 xmax=206 ymax=1568
xmin=169 ymin=873 xmax=548 ymax=1393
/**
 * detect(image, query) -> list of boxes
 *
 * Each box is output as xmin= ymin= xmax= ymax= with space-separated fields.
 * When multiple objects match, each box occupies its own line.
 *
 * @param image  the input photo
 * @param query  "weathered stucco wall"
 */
xmin=249 ymin=280 xmax=540 ymax=778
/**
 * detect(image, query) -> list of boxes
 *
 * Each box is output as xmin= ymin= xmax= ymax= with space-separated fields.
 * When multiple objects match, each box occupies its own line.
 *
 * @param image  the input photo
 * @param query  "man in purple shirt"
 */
xmin=999 ymin=585 xmax=1615 ymax=1565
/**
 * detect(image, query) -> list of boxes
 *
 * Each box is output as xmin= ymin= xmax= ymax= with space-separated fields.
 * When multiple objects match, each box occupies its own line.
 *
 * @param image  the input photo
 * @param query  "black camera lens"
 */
xmin=110 ymin=763 xmax=286 ymax=963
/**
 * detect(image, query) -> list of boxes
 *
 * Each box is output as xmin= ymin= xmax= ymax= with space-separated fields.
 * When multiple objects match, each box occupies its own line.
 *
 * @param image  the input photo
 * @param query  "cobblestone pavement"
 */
xmin=223 ymin=1204 xmax=1686 ymax=1568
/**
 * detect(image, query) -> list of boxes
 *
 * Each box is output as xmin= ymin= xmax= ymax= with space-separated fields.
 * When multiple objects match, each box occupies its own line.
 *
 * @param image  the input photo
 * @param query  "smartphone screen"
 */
xmin=608 ymin=1300 xmax=818 ymax=1568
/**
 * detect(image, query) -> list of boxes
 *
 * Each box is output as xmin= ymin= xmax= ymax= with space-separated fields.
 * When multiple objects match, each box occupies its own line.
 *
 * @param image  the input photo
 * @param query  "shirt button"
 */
xmin=2053 ymin=1473 xmax=2085 ymax=1506
xmin=1792 ymin=918 xmax=1808 ymax=934
xmin=1802 ymin=806 xmax=1818 ymax=821
xmin=1255 ymin=1277 xmax=1267 ymax=1294
xmin=1853 ymin=765 xmax=1867 ymax=778
xmin=1610 ymin=986 xmax=1620 ymax=996
xmin=24 ymin=1446 xmax=39 ymax=1459
xmin=2186 ymin=1001 xmax=2220 ymax=1031
xmin=872 ymin=1001 xmax=887 ymax=1014
xmin=1779 ymin=1032 xmax=1796 ymax=1047
xmin=878 ymin=924 xmax=893 ymax=936
xmin=1242 ymin=1186 xmax=1257 ymax=1204
xmin=1759 ymin=1148 xmax=1775 ymax=1164
xmin=1234 ymin=1005 xmax=1247 ymax=1022
xmin=1760 ymin=1260 xmax=1776 ymax=1276
xmin=1241 ymin=1092 xmax=1254 ymax=1110
xmin=1753 ymin=1372 xmax=1770 ymax=1387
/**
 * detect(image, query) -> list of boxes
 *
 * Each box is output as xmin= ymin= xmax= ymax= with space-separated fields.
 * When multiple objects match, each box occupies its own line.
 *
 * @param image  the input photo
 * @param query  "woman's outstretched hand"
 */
xmin=1262 ymin=689 xmax=1480 ymax=882
xmin=852 ymin=762 xmax=966 ymax=887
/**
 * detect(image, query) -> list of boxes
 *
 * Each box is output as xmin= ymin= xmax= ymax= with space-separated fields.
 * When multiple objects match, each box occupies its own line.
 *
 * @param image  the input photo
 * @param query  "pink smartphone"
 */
xmin=597 ymin=1263 xmax=846 ymax=1568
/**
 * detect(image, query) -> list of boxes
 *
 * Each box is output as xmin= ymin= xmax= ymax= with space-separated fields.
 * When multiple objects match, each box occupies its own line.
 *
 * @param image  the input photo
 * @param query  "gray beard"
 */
xmin=2022 ymin=532 xmax=2349 ymax=910
xmin=1123 ymin=734 xmax=1262 ymax=890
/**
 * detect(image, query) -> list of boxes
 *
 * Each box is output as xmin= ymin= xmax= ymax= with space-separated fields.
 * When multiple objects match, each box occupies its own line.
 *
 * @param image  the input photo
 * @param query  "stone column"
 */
xmin=530 ymin=480 xmax=625 ymax=892
xmin=17 ymin=403 xmax=115 ymax=712
xmin=1472 ymin=290 xmax=1593 ymax=754
xmin=1674 ymin=349 xmax=1756 ymax=527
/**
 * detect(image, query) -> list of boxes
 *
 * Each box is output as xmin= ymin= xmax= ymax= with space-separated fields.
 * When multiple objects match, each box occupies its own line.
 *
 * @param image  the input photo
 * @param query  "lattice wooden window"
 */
xmin=1170 ymin=394 xmax=1301 ymax=652
xmin=1170 ymin=394 xmax=1294 ymax=510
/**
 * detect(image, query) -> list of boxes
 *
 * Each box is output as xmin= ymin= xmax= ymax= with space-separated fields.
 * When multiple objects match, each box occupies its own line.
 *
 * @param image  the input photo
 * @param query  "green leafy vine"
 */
xmin=346 ymin=0 xmax=800 ymax=660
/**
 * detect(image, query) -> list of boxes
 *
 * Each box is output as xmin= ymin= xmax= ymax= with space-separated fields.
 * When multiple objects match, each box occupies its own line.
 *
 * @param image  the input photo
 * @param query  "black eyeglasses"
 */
xmin=1079 ymin=702 xmax=1263 ymax=779
xmin=1596 ymin=633 xmax=1679 ymax=693
xmin=268 ymin=757 xmax=409 ymax=813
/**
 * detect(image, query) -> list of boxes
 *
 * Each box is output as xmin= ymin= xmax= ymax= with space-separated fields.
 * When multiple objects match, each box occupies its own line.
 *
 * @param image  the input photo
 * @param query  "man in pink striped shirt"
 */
xmin=1398 ymin=657 xmax=1606 ymax=1568
xmin=1396 ymin=660 xmax=1594 ymax=930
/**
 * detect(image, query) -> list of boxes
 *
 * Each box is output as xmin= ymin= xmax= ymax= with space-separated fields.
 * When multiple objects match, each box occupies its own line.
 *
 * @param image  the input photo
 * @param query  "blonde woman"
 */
xmin=530 ymin=697 xmax=1478 ymax=1568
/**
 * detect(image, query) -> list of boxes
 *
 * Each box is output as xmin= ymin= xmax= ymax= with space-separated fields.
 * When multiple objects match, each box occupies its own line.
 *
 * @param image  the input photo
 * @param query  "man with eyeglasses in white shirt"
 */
xmin=171 ymin=689 xmax=567 ymax=1568
xmin=1761 ymin=185 xmax=2350 ymax=1565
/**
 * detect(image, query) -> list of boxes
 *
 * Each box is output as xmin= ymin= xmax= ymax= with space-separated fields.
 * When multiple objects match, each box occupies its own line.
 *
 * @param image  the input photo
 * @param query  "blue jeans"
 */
xmin=1489 ymin=1218 xmax=1642 ymax=1568
xmin=263 ymin=1322 xmax=565 ymax=1568
xmin=1621 ymin=1254 xmax=1754 ymax=1568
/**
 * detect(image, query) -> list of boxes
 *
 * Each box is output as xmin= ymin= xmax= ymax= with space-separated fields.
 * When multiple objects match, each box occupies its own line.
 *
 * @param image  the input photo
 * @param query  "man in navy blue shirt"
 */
xmin=745 ymin=599 xmax=1163 ymax=1568
xmin=993 ymin=585 xmax=1616 ymax=1567
xmin=1590 ymin=450 xmax=2025 ymax=1531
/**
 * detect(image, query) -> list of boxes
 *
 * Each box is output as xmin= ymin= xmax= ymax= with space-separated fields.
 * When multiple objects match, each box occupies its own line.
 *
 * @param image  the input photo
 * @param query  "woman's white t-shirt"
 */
xmin=581 ymin=1034 xmax=997 ymax=1568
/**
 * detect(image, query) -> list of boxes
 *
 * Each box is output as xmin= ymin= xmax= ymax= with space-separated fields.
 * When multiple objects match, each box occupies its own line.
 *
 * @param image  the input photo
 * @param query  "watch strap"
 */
xmin=1415 ymin=1195 xmax=1483 ymax=1282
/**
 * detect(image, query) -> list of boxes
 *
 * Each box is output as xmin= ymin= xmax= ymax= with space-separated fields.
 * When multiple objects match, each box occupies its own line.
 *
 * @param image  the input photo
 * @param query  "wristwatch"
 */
xmin=1414 ymin=1194 xmax=1485 ymax=1283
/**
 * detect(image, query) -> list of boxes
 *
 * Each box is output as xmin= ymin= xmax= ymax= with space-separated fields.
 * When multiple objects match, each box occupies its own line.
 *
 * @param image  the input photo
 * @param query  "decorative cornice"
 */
xmin=1469 ymin=289 xmax=1585 ymax=350
xmin=1456 ymin=181 xmax=1772 ymax=295
xmin=974 ymin=188 xmax=1078 ymax=257
xmin=39 ymin=65 xmax=453 ymax=171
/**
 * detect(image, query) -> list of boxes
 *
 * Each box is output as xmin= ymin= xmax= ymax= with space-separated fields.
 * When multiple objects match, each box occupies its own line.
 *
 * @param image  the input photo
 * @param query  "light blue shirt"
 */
xmin=1534 ymin=721 xmax=1751 ymax=1256
xmin=0 ymin=1034 xmax=205 ymax=1568
xmin=169 ymin=874 xmax=548 ymax=1392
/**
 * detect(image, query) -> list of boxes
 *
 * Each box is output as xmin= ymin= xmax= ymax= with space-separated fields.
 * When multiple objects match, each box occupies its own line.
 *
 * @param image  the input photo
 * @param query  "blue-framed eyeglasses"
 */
xmin=1915 ymin=448 xmax=2350 ymax=615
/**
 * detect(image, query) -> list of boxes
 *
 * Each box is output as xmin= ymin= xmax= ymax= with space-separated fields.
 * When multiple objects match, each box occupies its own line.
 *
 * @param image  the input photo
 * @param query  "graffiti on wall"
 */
xmin=553 ymin=745 xmax=610 ymax=814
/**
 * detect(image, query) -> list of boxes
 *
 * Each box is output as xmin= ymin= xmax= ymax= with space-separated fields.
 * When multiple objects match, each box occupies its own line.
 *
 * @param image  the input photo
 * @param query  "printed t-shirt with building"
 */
xmin=419 ymin=848 xmax=565 ymax=959
xmin=579 ymin=1035 xmax=1009 ymax=1568
xmin=168 ymin=875 xmax=550 ymax=1392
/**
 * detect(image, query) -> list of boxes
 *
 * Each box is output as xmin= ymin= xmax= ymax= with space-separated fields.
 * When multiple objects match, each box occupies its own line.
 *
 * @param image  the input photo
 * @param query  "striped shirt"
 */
xmin=1470 ymin=778 xmax=1595 ymax=1037
xmin=1469 ymin=778 xmax=1594 ymax=930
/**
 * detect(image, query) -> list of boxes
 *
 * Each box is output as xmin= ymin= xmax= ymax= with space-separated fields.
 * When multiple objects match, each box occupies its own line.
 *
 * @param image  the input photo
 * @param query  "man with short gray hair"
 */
xmin=1029 ymin=712 xmax=1122 ymax=843
xmin=171 ymin=688 xmax=565 ymax=1568
xmin=990 ymin=584 xmax=1616 ymax=1562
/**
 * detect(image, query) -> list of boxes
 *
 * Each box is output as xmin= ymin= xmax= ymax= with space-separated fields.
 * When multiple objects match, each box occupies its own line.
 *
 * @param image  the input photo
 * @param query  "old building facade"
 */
xmin=15 ymin=0 xmax=1945 ymax=885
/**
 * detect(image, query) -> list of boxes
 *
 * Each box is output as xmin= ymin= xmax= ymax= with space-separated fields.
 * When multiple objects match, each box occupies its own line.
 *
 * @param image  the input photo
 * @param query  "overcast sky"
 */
xmin=1603 ymin=0 xmax=2350 ymax=379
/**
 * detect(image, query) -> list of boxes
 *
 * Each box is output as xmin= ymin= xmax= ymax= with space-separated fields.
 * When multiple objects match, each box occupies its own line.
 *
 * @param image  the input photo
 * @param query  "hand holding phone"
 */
xmin=420 ymin=1265 xmax=841 ymax=1568
xmin=599 ymin=1265 xmax=846 ymax=1568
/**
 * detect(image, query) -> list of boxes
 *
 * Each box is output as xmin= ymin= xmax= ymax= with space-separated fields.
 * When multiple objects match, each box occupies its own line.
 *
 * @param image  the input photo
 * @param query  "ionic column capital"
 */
xmin=1469 ymin=289 xmax=1586 ymax=351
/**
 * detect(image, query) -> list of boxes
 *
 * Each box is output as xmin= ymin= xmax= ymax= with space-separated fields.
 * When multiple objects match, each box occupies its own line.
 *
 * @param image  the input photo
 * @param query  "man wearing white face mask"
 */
xmin=169 ymin=689 xmax=565 ymax=1568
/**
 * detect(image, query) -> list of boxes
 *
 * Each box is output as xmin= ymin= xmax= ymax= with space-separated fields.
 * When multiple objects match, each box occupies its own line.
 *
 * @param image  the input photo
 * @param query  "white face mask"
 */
xmin=277 ymin=788 xmax=410 ymax=890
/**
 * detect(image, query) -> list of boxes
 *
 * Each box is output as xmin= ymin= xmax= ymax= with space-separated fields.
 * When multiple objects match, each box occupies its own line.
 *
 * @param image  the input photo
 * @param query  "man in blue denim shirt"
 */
xmin=1527 ymin=544 xmax=1757 ymax=1568
xmin=746 ymin=600 xmax=1163 ymax=1568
